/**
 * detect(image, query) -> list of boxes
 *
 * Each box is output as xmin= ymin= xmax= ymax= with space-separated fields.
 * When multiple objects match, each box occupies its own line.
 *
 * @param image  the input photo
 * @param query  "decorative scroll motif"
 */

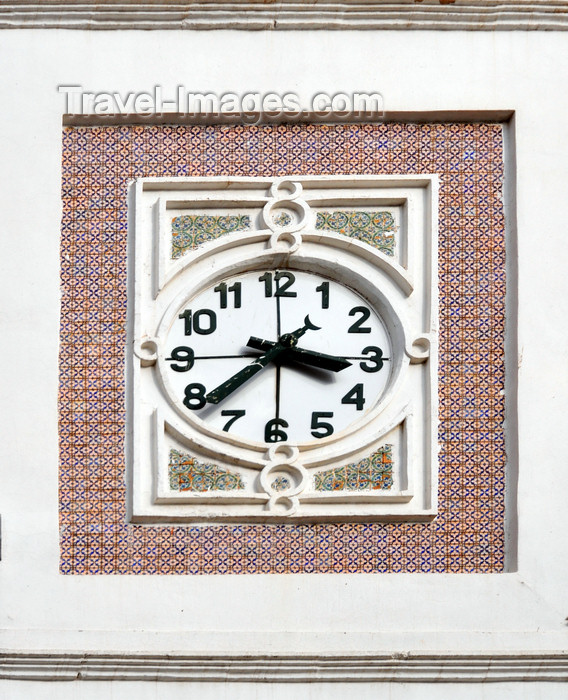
xmin=314 ymin=446 xmax=393 ymax=491
xmin=316 ymin=211 xmax=396 ymax=256
xmin=171 ymin=214 xmax=251 ymax=258
xmin=169 ymin=449 xmax=244 ymax=491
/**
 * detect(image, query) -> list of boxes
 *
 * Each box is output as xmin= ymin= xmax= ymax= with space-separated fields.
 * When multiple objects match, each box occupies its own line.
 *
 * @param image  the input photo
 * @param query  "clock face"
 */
xmin=159 ymin=269 xmax=392 ymax=446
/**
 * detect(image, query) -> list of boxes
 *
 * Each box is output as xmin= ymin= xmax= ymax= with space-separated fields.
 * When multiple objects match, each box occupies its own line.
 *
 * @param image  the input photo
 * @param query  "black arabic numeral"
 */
xmin=264 ymin=418 xmax=289 ymax=443
xmin=311 ymin=411 xmax=334 ymax=438
xmin=259 ymin=271 xmax=272 ymax=297
xmin=214 ymin=282 xmax=242 ymax=309
xmin=178 ymin=309 xmax=217 ymax=335
xmin=348 ymin=306 xmax=372 ymax=333
xmin=214 ymin=282 xmax=228 ymax=309
xmin=165 ymin=346 xmax=195 ymax=372
xmin=315 ymin=281 xmax=329 ymax=309
xmin=183 ymin=383 xmax=207 ymax=410
xmin=360 ymin=346 xmax=384 ymax=373
xmin=274 ymin=271 xmax=297 ymax=298
xmin=229 ymin=282 xmax=242 ymax=308
xmin=258 ymin=271 xmax=297 ymax=298
xmin=221 ymin=409 xmax=246 ymax=432
xmin=341 ymin=384 xmax=365 ymax=411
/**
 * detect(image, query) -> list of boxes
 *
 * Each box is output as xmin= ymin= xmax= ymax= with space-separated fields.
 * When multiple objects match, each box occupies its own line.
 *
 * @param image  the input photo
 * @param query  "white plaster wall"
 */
xmin=3 ymin=680 xmax=568 ymax=700
xmin=1 ymin=28 xmax=567 ymax=696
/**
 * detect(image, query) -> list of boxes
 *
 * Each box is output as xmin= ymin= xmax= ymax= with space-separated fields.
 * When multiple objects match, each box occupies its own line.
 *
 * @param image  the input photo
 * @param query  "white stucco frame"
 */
xmin=127 ymin=175 xmax=438 ymax=522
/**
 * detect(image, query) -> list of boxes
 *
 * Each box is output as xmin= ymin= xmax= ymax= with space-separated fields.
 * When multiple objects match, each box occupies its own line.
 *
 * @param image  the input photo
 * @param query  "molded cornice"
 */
xmin=1 ymin=0 xmax=568 ymax=31
xmin=1 ymin=652 xmax=568 ymax=681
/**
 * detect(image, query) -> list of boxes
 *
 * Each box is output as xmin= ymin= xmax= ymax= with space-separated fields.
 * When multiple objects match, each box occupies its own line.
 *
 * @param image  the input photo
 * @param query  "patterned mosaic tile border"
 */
xmin=60 ymin=122 xmax=506 ymax=574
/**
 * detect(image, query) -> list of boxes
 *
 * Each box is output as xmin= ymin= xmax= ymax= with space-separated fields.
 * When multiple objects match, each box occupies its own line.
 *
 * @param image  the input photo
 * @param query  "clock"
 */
xmin=128 ymin=175 xmax=438 ymax=522
xmin=158 ymin=269 xmax=393 ymax=446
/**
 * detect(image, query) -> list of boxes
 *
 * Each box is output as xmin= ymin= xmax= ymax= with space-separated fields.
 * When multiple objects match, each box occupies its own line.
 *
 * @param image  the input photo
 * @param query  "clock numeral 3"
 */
xmin=221 ymin=409 xmax=246 ymax=432
xmin=179 ymin=309 xmax=217 ymax=335
xmin=341 ymin=383 xmax=365 ymax=411
xmin=311 ymin=411 xmax=334 ymax=438
xmin=359 ymin=346 xmax=385 ymax=373
xmin=165 ymin=346 xmax=195 ymax=372
xmin=264 ymin=418 xmax=289 ymax=443
xmin=258 ymin=271 xmax=297 ymax=298
xmin=183 ymin=383 xmax=207 ymax=410
xmin=347 ymin=306 xmax=372 ymax=333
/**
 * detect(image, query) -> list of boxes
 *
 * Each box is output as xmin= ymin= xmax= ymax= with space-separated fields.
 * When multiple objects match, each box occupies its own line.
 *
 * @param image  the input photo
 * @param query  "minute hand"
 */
xmin=247 ymin=337 xmax=352 ymax=372
xmin=206 ymin=315 xmax=319 ymax=405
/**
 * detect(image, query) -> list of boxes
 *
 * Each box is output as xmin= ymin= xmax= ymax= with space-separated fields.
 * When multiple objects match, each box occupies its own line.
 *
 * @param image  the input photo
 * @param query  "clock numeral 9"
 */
xmin=311 ymin=412 xmax=334 ymax=438
xmin=183 ymin=383 xmax=207 ymax=410
xmin=165 ymin=346 xmax=195 ymax=372
xmin=359 ymin=346 xmax=385 ymax=373
xmin=179 ymin=309 xmax=217 ymax=335
xmin=259 ymin=271 xmax=297 ymax=298
xmin=341 ymin=383 xmax=365 ymax=411
xmin=348 ymin=306 xmax=372 ymax=333
xmin=264 ymin=418 xmax=289 ymax=443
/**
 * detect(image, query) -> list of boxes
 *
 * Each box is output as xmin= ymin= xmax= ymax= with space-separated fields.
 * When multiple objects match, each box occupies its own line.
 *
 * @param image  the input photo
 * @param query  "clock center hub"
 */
xmin=279 ymin=333 xmax=297 ymax=348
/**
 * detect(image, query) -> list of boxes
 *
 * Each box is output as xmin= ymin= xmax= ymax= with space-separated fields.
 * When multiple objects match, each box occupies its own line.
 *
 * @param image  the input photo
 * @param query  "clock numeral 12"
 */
xmin=258 ymin=271 xmax=297 ymax=298
xmin=214 ymin=282 xmax=241 ymax=309
xmin=179 ymin=309 xmax=217 ymax=335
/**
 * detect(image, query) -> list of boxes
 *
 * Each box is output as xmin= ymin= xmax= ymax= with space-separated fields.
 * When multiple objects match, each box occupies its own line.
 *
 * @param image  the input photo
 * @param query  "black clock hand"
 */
xmin=206 ymin=316 xmax=320 ymax=405
xmin=247 ymin=337 xmax=352 ymax=372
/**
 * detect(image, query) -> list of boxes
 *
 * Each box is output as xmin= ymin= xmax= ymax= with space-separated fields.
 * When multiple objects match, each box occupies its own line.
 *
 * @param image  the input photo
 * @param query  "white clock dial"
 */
xmin=159 ymin=269 xmax=392 ymax=446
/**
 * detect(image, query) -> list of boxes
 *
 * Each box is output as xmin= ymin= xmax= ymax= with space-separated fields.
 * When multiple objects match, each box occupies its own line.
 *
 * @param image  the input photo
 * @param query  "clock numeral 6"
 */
xmin=165 ymin=346 xmax=195 ymax=372
xmin=183 ymin=383 xmax=207 ymax=410
xmin=311 ymin=411 xmax=334 ymax=438
xmin=179 ymin=309 xmax=217 ymax=336
xmin=359 ymin=346 xmax=385 ymax=373
xmin=341 ymin=383 xmax=365 ymax=411
xmin=264 ymin=418 xmax=289 ymax=443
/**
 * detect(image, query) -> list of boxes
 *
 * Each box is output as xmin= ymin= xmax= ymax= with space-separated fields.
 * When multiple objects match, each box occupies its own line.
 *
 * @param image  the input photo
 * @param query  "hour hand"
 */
xmin=247 ymin=337 xmax=352 ymax=372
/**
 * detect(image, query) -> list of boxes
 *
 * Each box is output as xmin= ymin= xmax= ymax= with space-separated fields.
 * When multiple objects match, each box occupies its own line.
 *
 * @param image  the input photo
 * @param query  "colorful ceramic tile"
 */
xmin=314 ymin=446 xmax=393 ymax=491
xmin=316 ymin=210 xmax=396 ymax=255
xmin=171 ymin=213 xmax=251 ymax=258
xmin=169 ymin=449 xmax=245 ymax=491
xmin=271 ymin=476 xmax=291 ymax=492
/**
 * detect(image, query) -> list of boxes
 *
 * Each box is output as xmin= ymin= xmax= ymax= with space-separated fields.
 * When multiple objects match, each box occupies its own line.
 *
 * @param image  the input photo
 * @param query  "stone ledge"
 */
xmin=1 ymin=1 xmax=568 ymax=31
xmin=1 ymin=651 xmax=568 ymax=682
